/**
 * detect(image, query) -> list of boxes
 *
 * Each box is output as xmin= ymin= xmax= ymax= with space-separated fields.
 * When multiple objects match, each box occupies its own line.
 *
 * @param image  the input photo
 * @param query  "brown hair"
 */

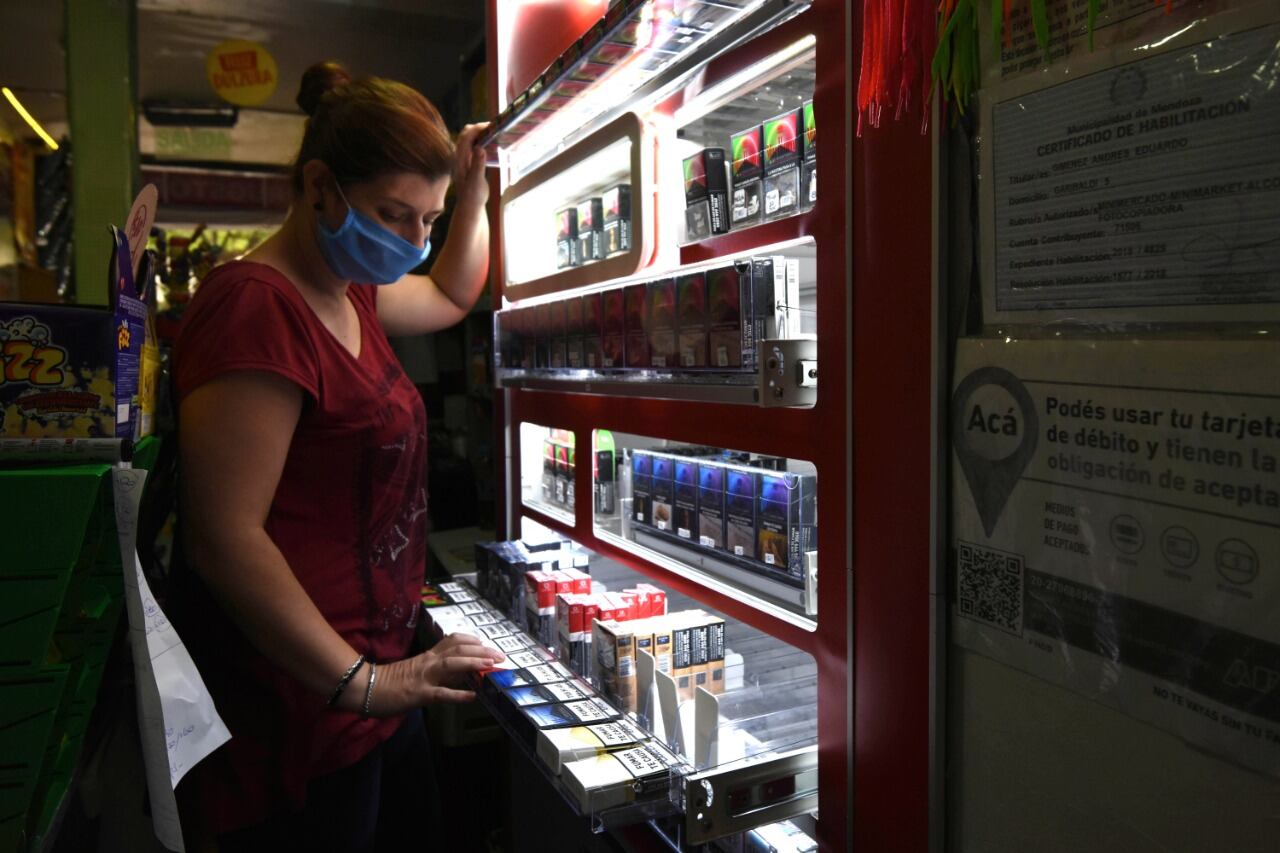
xmin=291 ymin=61 xmax=454 ymax=192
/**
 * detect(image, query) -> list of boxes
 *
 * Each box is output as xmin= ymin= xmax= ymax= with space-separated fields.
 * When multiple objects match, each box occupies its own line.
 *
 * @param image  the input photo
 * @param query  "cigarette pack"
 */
xmin=536 ymin=718 xmax=650 ymax=775
xmin=593 ymin=619 xmax=637 ymax=711
xmin=604 ymin=591 xmax=636 ymax=622
xmin=673 ymin=459 xmax=698 ymax=541
xmin=707 ymin=262 xmax=759 ymax=370
xmin=526 ymin=569 xmax=558 ymax=643
xmin=565 ymin=297 xmax=584 ymax=368
xmin=493 ymin=634 xmax=529 ymax=655
xmin=556 ymin=206 xmax=579 ymax=268
xmin=676 ymin=271 xmax=708 ymax=368
xmin=697 ymin=462 xmax=726 ymax=549
xmin=650 ymin=617 xmax=674 ymax=677
xmin=534 ymin=302 xmax=551 ymax=368
xmin=562 ymin=567 xmax=592 ymax=594
xmin=730 ymin=125 xmax=763 ymax=228
xmin=622 ymin=588 xmax=652 ymax=620
xmin=602 ymin=288 xmax=626 ymax=368
xmin=650 ymin=454 xmax=674 ymax=534
xmin=583 ymin=291 xmax=604 ymax=369
xmin=556 ymin=593 xmax=584 ymax=663
xmin=576 ymin=198 xmax=604 ymax=264
xmin=638 ymin=583 xmax=666 ymax=616
xmin=762 ymin=109 xmax=802 ymax=220
xmin=561 ymin=743 xmax=678 ymax=813
xmin=757 ymin=472 xmax=817 ymax=578
xmin=801 ymin=160 xmax=817 ymax=212
xmin=751 ymin=255 xmax=801 ymax=340
xmin=519 ymin=309 xmax=536 ymax=368
xmin=602 ymin=184 xmax=632 ymax=257
xmin=505 ymin=680 xmax=592 ymax=708
xmin=724 ymin=467 xmax=757 ymax=560
xmin=485 ymin=662 xmax=573 ymax=691
xmin=707 ymin=616 xmax=726 ymax=695
xmin=630 ymin=450 xmax=652 ymax=526
xmin=550 ymin=299 xmax=567 ymax=369
xmin=624 ymin=283 xmax=649 ymax=368
xmin=633 ymin=624 xmax=655 ymax=690
xmin=672 ymin=618 xmax=696 ymax=701
xmin=506 ymin=649 xmax=554 ymax=670
xmin=801 ymin=99 xmax=816 ymax=210
xmin=763 ymin=166 xmax=799 ymax=221
xmin=647 ymin=278 xmax=677 ymax=368
xmin=554 ymin=444 xmax=571 ymax=506
xmin=594 ymin=447 xmax=616 ymax=515
xmin=690 ymin=619 xmax=713 ymax=697
xmin=683 ymin=148 xmax=730 ymax=240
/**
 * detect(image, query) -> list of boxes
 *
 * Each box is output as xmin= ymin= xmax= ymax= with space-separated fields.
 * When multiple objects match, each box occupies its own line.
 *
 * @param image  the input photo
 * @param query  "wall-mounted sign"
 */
xmin=951 ymin=336 xmax=1280 ymax=777
xmin=206 ymin=40 xmax=278 ymax=107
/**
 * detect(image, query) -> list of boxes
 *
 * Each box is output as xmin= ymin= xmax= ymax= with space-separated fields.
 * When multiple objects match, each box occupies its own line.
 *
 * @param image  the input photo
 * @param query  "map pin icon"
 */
xmin=952 ymin=367 xmax=1038 ymax=538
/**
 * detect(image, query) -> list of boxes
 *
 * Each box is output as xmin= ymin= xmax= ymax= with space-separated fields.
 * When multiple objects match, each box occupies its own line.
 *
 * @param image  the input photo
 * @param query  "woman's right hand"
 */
xmin=366 ymin=633 xmax=503 ymax=716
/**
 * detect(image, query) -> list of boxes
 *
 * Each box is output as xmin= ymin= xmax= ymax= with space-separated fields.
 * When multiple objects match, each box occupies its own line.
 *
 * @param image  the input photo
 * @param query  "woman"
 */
xmin=171 ymin=62 xmax=502 ymax=850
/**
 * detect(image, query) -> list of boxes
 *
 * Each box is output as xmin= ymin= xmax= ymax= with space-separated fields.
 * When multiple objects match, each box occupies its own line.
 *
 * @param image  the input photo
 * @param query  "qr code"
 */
xmin=957 ymin=541 xmax=1024 ymax=636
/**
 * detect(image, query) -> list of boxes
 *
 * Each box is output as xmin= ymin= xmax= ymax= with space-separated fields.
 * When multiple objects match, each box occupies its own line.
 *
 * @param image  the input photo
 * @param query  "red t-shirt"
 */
xmin=171 ymin=261 xmax=428 ymax=833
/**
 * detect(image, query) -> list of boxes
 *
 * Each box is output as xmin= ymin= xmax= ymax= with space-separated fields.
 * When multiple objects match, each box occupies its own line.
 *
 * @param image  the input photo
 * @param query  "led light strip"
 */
xmin=2 ymin=87 xmax=59 ymax=150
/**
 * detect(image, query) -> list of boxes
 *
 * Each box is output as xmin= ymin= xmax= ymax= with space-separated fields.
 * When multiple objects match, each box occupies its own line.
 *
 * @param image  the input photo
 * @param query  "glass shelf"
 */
xmin=484 ymin=0 xmax=814 ymax=180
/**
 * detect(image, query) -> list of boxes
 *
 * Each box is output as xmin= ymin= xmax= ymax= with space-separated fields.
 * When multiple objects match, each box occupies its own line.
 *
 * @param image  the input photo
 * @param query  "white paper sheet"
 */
xmin=113 ymin=467 xmax=231 ymax=851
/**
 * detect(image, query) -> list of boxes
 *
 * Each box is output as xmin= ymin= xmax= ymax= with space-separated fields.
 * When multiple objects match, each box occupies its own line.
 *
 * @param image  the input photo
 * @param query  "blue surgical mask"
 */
xmin=315 ymin=183 xmax=431 ymax=284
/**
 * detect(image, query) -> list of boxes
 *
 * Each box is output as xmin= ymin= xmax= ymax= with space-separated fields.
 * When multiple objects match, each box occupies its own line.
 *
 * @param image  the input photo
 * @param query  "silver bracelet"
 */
xmin=327 ymin=654 xmax=366 ymax=707
xmin=361 ymin=662 xmax=378 ymax=720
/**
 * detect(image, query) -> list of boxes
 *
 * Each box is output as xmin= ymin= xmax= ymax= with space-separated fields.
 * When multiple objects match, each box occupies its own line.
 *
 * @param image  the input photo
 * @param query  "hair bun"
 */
xmin=297 ymin=61 xmax=353 ymax=117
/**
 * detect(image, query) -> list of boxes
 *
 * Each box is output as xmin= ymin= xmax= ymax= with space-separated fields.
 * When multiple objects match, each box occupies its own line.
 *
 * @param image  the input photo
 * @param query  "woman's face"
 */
xmin=319 ymin=168 xmax=450 ymax=250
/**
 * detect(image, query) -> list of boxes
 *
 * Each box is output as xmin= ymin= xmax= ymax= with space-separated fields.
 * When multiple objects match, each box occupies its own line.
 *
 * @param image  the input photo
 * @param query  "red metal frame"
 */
xmin=486 ymin=2 xmax=934 ymax=850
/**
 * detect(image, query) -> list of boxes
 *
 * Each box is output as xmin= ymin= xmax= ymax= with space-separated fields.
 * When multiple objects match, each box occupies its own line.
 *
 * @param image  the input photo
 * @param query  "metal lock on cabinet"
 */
xmin=759 ymin=338 xmax=818 ymax=407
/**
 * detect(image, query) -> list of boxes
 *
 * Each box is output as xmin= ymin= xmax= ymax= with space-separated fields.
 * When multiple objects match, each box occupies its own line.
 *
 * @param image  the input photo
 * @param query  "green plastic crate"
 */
xmin=0 ymin=466 xmax=109 ymax=567
xmin=0 ymin=666 xmax=70 ymax=851
xmin=0 ymin=466 xmax=111 ymax=671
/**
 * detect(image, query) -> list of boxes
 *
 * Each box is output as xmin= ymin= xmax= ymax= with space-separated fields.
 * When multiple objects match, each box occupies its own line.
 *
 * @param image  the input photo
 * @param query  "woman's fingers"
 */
xmin=427 ymin=686 xmax=477 ymax=704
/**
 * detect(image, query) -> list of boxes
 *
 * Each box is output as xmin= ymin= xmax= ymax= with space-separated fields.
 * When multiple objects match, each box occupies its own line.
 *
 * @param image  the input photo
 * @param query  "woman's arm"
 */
xmin=180 ymin=371 xmax=499 ymax=715
xmin=378 ymin=123 xmax=491 ymax=337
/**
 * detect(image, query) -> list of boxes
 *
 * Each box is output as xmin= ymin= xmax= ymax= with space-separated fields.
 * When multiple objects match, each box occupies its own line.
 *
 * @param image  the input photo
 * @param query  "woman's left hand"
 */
xmin=453 ymin=123 xmax=490 ymax=211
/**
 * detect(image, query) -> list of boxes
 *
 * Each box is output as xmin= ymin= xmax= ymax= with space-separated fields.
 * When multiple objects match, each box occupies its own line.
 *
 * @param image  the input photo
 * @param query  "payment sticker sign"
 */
xmin=206 ymin=40 xmax=278 ymax=107
xmin=951 ymin=337 xmax=1280 ymax=777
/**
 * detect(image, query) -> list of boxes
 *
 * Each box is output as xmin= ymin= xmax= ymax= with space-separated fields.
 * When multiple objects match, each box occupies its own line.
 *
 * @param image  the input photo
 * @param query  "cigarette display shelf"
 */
xmin=482 ymin=0 xmax=813 ymax=175
xmin=0 ymin=437 xmax=161 ymax=850
xmin=424 ymin=558 xmax=818 ymax=848
xmin=487 ymin=0 xmax=884 ymax=848
xmin=495 ymin=238 xmax=818 ymax=409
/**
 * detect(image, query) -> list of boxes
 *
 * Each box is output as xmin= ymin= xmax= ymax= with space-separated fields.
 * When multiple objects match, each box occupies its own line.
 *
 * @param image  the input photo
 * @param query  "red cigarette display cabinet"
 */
xmin=484 ymin=1 xmax=932 ymax=849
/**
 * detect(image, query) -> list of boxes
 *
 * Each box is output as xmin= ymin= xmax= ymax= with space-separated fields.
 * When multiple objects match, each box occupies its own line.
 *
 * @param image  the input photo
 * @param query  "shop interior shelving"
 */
xmin=486 ymin=0 xmax=868 ymax=849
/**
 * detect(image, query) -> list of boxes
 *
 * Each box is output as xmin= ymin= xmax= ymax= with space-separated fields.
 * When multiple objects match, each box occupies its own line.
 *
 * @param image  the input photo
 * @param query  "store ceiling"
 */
xmin=0 ymin=0 xmax=484 ymax=148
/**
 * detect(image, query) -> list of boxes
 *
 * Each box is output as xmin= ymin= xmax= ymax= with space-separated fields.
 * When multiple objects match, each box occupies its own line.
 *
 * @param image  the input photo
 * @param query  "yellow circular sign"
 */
xmin=206 ymin=40 xmax=278 ymax=107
